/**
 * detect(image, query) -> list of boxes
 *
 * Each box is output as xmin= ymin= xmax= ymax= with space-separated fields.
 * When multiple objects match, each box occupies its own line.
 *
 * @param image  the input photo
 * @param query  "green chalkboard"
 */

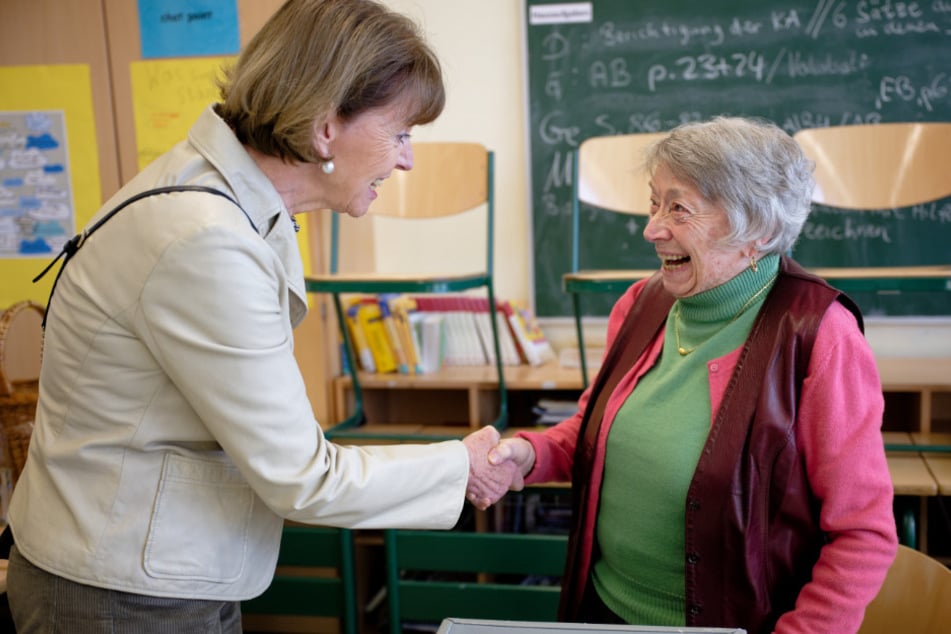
xmin=524 ymin=0 xmax=951 ymax=317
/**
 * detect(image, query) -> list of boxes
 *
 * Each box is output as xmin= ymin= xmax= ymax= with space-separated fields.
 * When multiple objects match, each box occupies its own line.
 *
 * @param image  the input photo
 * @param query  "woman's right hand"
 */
xmin=488 ymin=437 xmax=536 ymax=483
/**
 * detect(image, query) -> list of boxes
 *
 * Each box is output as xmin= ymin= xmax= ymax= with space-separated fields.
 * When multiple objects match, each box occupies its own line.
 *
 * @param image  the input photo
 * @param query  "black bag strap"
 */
xmin=33 ymin=185 xmax=254 ymax=327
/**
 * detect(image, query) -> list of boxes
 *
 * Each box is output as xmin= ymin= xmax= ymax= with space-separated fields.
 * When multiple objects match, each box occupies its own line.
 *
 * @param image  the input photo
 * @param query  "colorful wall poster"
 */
xmin=0 ymin=111 xmax=73 ymax=259
xmin=138 ymin=0 xmax=240 ymax=59
xmin=0 ymin=64 xmax=100 ymax=308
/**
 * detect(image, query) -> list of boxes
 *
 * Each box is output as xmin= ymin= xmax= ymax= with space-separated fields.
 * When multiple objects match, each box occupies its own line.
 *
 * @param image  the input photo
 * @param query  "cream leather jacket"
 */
xmin=9 ymin=106 xmax=468 ymax=600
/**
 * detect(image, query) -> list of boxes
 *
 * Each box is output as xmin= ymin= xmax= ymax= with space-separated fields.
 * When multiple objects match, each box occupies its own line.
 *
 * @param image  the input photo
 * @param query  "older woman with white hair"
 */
xmin=489 ymin=116 xmax=898 ymax=634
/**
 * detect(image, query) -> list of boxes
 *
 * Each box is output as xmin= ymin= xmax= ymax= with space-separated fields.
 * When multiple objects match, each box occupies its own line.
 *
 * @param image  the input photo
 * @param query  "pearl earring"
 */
xmin=321 ymin=160 xmax=335 ymax=175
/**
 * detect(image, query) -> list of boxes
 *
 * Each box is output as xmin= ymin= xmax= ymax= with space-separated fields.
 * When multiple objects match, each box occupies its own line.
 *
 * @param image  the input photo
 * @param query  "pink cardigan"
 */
xmin=519 ymin=279 xmax=898 ymax=634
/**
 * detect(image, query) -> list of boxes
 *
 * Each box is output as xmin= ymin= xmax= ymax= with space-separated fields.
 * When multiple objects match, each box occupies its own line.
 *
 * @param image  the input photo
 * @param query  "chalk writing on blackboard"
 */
xmin=524 ymin=0 xmax=951 ymax=317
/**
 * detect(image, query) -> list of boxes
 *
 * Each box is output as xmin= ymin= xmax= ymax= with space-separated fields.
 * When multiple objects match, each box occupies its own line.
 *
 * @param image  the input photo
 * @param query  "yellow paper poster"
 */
xmin=130 ymin=57 xmax=313 ymax=277
xmin=0 ymin=64 xmax=101 ymax=309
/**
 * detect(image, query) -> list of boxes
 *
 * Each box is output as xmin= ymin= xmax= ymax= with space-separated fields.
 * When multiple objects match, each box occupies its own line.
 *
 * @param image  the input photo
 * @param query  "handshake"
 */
xmin=461 ymin=426 xmax=537 ymax=511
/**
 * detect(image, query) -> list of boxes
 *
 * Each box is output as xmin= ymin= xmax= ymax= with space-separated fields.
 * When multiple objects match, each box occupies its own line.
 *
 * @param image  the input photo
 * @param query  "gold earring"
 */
xmin=749 ymin=255 xmax=758 ymax=273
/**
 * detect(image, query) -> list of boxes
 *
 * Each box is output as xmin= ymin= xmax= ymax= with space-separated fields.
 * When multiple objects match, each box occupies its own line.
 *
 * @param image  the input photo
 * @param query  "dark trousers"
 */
xmin=576 ymin=581 xmax=627 ymax=624
xmin=7 ymin=545 xmax=242 ymax=633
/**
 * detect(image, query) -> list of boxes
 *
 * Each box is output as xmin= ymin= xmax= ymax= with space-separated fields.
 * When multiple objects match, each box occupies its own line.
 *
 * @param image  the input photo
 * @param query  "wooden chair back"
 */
xmin=575 ymin=131 xmax=667 ymax=214
xmin=793 ymin=122 xmax=951 ymax=210
xmin=371 ymin=142 xmax=489 ymax=218
xmin=857 ymin=544 xmax=951 ymax=634
xmin=791 ymin=122 xmax=951 ymax=292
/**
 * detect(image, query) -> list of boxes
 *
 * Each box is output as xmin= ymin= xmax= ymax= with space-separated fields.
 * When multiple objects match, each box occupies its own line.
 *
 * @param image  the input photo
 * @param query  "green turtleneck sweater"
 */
xmin=591 ymin=254 xmax=780 ymax=625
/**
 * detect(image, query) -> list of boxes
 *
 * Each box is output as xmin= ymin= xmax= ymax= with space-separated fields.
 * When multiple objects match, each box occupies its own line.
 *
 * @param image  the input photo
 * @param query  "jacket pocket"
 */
xmin=144 ymin=452 xmax=253 ymax=583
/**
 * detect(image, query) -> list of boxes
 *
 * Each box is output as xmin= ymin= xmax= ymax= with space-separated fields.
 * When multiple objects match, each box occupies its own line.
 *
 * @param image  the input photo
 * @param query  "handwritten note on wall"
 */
xmin=129 ymin=57 xmax=314 ymax=277
xmin=138 ymin=0 xmax=240 ymax=58
xmin=130 ymin=57 xmax=233 ymax=170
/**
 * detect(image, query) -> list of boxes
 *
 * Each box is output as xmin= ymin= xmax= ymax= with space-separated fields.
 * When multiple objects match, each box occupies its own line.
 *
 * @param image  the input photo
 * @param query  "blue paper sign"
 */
xmin=138 ymin=0 xmax=240 ymax=58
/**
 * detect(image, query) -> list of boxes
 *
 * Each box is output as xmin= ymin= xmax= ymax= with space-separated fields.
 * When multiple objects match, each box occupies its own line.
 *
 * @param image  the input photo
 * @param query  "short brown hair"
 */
xmin=217 ymin=0 xmax=445 ymax=163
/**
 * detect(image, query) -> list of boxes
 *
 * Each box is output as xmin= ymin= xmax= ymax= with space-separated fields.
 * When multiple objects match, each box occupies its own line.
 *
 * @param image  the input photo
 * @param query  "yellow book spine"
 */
xmin=356 ymin=301 xmax=398 ymax=374
xmin=389 ymin=295 xmax=423 ymax=374
xmin=345 ymin=303 xmax=376 ymax=373
xmin=379 ymin=300 xmax=409 ymax=374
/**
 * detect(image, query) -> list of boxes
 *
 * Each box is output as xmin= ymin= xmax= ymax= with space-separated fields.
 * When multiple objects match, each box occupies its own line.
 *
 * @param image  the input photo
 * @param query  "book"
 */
xmin=532 ymin=398 xmax=578 ymax=425
xmin=467 ymin=296 xmax=522 ymax=366
xmin=344 ymin=302 xmax=376 ymax=373
xmin=500 ymin=301 xmax=555 ymax=367
xmin=378 ymin=297 xmax=409 ymax=374
xmin=414 ymin=295 xmax=485 ymax=366
xmin=385 ymin=294 xmax=423 ymax=375
xmin=410 ymin=311 xmax=446 ymax=374
xmin=352 ymin=298 xmax=398 ymax=374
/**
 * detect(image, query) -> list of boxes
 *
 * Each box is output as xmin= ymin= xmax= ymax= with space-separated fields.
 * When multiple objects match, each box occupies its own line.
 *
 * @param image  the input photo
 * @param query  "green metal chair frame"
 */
xmin=306 ymin=142 xmax=508 ymax=441
xmin=792 ymin=122 xmax=951 ymax=295
xmin=384 ymin=529 xmax=569 ymax=634
xmin=563 ymin=133 xmax=667 ymax=386
xmin=241 ymin=525 xmax=357 ymax=634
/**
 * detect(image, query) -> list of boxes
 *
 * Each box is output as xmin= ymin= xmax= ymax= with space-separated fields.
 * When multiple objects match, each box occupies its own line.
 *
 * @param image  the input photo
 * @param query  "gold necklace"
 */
xmin=674 ymin=272 xmax=778 ymax=356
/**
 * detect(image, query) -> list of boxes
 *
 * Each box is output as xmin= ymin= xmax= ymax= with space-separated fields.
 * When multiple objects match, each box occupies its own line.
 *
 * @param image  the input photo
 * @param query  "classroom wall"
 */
xmin=382 ymin=0 xmax=951 ymax=359
xmin=379 ymin=0 xmax=531 ymax=307
xmin=2 ymin=0 xmax=946 ymax=364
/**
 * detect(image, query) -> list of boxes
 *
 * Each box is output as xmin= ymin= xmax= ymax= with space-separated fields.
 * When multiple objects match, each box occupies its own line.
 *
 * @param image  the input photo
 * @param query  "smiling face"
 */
xmin=316 ymin=97 xmax=415 ymax=218
xmin=643 ymin=162 xmax=753 ymax=298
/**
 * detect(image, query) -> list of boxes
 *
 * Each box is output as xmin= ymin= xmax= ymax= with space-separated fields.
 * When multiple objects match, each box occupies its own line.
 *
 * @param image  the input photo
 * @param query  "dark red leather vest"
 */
xmin=559 ymin=257 xmax=862 ymax=634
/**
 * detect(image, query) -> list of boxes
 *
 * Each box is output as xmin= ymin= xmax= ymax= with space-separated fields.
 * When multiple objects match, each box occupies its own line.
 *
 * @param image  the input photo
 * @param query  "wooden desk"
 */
xmin=886 ymin=455 xmax=939 ymax=497
xmin=924 ymin=455 xmax=951 ymax=496
xmin=910 ymin=432 xmax=951 ymax=454
xmin=884 ymin=431 xmax=937 ymax=497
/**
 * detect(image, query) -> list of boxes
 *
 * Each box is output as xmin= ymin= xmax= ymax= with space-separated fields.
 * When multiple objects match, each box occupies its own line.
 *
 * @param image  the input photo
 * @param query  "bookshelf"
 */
xmin=329 ymin=362 xmax=583 ymax=440
xmin=329 ymin=358 xmax=951 ymax=433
